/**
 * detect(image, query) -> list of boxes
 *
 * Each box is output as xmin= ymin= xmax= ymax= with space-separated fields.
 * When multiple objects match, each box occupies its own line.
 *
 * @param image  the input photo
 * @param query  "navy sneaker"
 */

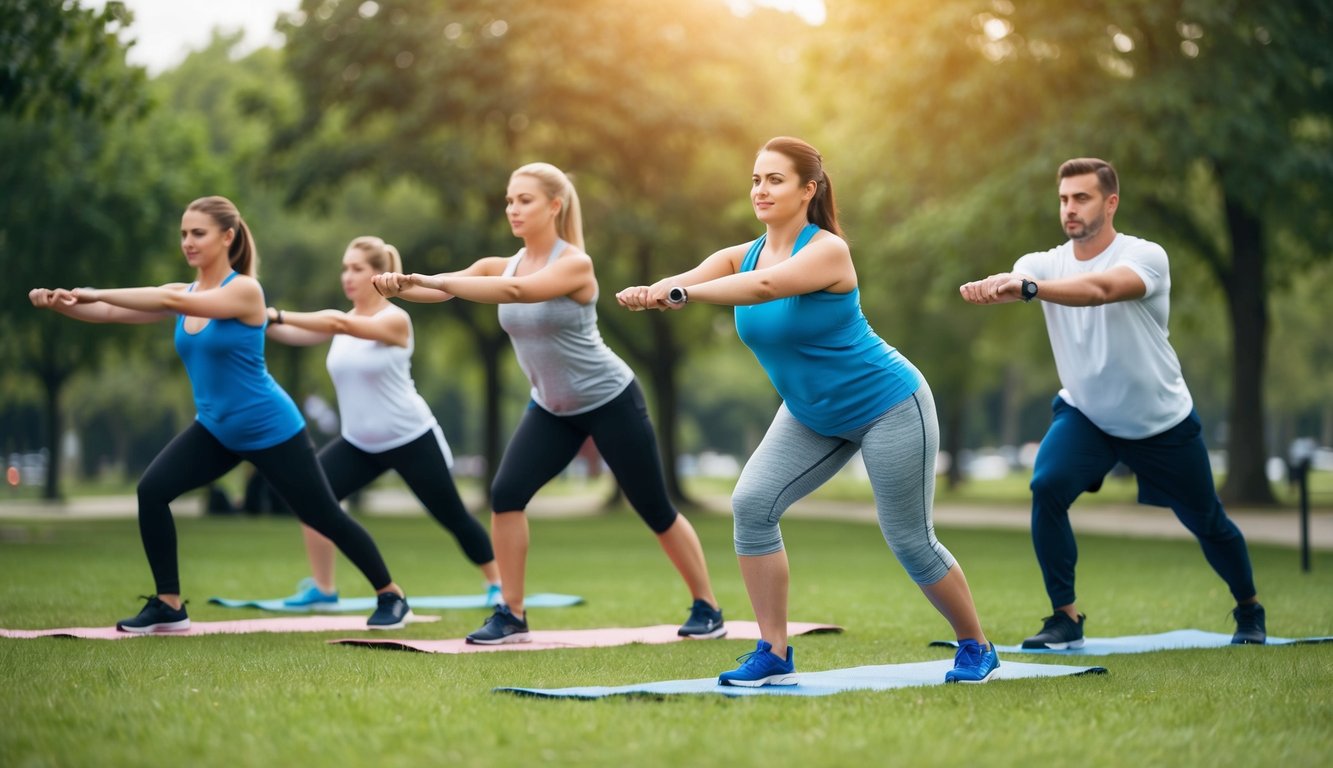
xmin=678 ymin=599 xmax=726 ymax=639
xmin=116 ymin=596 xmax=191 ymax=634
xmin=367 ymin=592 xmax=411 ymax=630
xmin=1022 ymin=611 xmax=1085 ymax=649
xmin=944 ymin=639 xmax=1001 ymax=683
xmin=282 ymin=578 xmax=339 ymax=608
xmin=1231 ymin=602 xmax=1266 ymax=645
xmin=718 ymin=640 xmax=797 ymax=687
xmin=466 ymin=604 xmax=531 ymax=645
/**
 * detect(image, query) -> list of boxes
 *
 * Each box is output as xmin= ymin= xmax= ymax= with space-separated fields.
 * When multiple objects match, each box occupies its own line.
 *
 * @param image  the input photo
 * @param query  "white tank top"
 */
xmin=325 ymin=304 xmax=449 ymax=458
xmin=496 ymin=240 xmax=633 ymax=416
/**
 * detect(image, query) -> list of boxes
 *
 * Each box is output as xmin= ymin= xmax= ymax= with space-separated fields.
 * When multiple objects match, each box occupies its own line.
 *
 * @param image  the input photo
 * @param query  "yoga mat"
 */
xmin=208 ymin=592 xmax=584 ymax=612
xmin=0 ymin=613 xmax=439 ymax=640
xmin=330 ymin=620 xmax=842 ymax=654
xmin=497 ymin=659 xmax=1107 ymax=699
xmin=930 ymin=629 xmax=1333 ymax=655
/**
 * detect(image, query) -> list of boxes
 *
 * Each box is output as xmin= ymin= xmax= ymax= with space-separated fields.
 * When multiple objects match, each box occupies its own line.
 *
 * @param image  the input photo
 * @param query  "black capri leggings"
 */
xmin=318 ymin=427 xmax=494 ymax=566
xmin=136 ymin=422 xmax=392 ymax=595
xmin=490 ymin=380 xmax=678 ymax=533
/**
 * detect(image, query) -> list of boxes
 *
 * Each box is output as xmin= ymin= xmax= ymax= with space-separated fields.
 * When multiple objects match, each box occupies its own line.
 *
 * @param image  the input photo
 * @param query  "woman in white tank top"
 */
xmin=267 ymin=236 xmax=500 ymax=606
xmin=373 ymin=163 xmax=726 ymax=645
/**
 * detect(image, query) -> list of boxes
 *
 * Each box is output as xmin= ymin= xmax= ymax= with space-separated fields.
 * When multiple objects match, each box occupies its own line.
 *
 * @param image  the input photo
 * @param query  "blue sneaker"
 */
xmin=282 ymin=578 xmax=339 ymax=608
xmin=718 ymin=640 xmax=797 ymax=687
xmin=945 ymin=639 xmax=1000 ymax=684
xmin=484 ymin=583 xmax=504 ymax=607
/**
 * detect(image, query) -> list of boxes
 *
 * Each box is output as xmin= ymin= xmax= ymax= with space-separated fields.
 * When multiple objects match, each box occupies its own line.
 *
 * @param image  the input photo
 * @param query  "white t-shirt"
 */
xmin=1014 ymin=233 xmax=1193 ymax=439
xmin=325 ymin=305 xmax=450 ymax=460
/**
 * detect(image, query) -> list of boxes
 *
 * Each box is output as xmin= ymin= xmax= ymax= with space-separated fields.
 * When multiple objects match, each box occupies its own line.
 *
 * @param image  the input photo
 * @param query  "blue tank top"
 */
xmin=174 ymin=273 xmax=305 ymax=451
xmin=734 ymin=224 xmax=922 ymax=436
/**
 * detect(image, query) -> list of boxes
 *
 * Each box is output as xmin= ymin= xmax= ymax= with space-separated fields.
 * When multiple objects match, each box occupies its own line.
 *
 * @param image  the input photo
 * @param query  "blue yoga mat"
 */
xmin=208 ymin=593 xmax=584 ymax=612
xmin=496 ymin=659 xmax=1106 ymax=699
xmin=930 ymin=629 xmax=1333 ymax=655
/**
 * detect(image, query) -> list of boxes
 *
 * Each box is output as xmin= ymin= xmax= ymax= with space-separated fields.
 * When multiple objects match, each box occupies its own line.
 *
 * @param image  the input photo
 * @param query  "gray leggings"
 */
xmin=731 ymin=382 xmax=956 ymax=585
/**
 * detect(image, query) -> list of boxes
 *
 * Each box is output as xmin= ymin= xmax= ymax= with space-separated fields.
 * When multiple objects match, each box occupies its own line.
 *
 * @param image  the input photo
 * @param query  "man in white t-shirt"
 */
xmin=959 ymin=158 xmax=1265 ymax=647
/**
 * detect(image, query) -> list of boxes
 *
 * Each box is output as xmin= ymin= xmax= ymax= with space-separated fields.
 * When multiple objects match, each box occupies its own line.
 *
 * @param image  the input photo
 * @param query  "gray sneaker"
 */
xmin=466 ymin=604 xmax=531 ymax=645
xmin=1021 ymin=612 xmax=1085 ymax=649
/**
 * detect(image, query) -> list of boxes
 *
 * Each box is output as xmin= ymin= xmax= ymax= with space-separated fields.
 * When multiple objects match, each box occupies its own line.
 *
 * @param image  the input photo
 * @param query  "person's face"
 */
xmin=341 ymin=248 xmax=376 ymax=302
xmin=751 ymin=150 xmax=815 ymax=224
xmin=180 ymin=209 xmax=233 ymax=269
xmin=1058 ymin=173 xmax=1117 ymax=242
xmin=505 ymin=174 xmax=559 ymax=239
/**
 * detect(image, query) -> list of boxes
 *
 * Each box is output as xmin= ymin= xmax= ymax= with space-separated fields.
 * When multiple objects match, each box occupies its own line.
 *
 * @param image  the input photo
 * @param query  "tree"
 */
xmin=0 ymin=1 xmax=206 ymax=498
xmin=274 ymin=0 xmax=798 ymax=501
xmin=814 ymin=0 xmax=1333 ymax=503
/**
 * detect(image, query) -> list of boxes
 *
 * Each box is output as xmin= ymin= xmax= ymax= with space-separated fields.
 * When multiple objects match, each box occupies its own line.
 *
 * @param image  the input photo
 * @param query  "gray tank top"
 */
xmin=496 ymin=240 xmax=633 ymax=416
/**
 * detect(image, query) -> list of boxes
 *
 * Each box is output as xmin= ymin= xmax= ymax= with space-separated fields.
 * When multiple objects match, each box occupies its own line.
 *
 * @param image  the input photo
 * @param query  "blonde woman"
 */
xmin=373 ymin=163 xmax=725 ymax=644
xmin=266 ymin=236 xmax=501 ymax=607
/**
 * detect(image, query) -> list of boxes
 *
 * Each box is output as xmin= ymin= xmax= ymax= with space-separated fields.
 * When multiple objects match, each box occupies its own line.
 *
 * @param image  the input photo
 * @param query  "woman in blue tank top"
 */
xmin=28 ymin=196 xmax=410 ymax=633
xmin=372 ymin=163 xmax=726 ymax=645
xmin=617 ymin=137 xmax=999 ymax=686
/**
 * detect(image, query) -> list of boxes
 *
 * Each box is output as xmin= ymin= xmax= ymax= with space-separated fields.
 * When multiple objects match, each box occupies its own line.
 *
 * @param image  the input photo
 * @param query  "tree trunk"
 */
xmin=39 ymin=368 xmax=66 ymax=501
xmin=479 ymin=331 xmax=507 ymax=504
xmin=647 ymin=302 xmax=692 ymax=506
xmin=943 ymin=391 xmax=966 ymax=491
xmin=1219 ymin=196 xmax=1276 ymax=505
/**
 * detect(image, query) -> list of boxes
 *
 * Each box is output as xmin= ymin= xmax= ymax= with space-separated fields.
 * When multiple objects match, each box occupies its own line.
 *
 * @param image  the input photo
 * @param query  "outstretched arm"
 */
xmin=30 ymin=286 xmax=178 ymax=324
xmin=619 ymin=236 xmax=855 ymax=310
xmin=377 ymin=255 xmax=592 ymax=305
xmin=616 ymin=244 xmax=746 ymax=311
xmin=373 ymin=256 xmax=510 ymax=303
xmin=72 ymin=276 xmax=267 ymax=325
xmin=959 ymin=266 xmax=1145 ymax=307
xmin=267 ymin=307 xmax=410 ymax=348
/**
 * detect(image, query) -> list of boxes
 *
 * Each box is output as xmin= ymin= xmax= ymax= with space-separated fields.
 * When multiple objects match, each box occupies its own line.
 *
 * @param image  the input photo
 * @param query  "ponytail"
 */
xmin=511 ymin=162 xmax=585 ymax=251
xmin=187 ymin=196 xmax=259 ymax=276
xmin=760 ymin=136 xmax=843 ymax=238
xmin=348 ymin=235 xmax=403 ymax=273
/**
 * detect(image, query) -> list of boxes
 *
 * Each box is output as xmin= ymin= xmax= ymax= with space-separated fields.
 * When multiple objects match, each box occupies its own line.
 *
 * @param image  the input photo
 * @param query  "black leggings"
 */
xmin=318 ymin=428 xmax=494 ymax=565
xmin=490 ymin=380 xmax=678 ymax=533
xmin=136 ymin=422 xmax=392 ymax=595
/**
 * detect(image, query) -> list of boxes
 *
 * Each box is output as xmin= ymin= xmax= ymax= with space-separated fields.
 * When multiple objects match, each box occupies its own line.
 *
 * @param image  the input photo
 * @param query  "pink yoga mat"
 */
xmin=330 ymin=620 xmax=842 ymax=654
xmin=0 ymin=614 xmax=439 ymax=640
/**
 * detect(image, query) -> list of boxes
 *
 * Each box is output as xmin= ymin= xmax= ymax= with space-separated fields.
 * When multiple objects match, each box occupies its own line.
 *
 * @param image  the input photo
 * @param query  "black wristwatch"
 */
xmin=1020 ymin=279 xmax=1039 ymax=303
xmin=667 ymin=286 xmax=688 ymax=305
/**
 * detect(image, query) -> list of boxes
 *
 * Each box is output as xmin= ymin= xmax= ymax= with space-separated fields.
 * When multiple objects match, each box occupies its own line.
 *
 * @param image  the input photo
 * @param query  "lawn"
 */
xmin=1 ymin=508 xmax=1330 ymax=767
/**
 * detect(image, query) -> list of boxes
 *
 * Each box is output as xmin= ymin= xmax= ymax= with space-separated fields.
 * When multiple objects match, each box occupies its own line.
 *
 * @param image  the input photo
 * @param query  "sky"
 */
xmin=91 ymin=0 xmax=826 ymax=75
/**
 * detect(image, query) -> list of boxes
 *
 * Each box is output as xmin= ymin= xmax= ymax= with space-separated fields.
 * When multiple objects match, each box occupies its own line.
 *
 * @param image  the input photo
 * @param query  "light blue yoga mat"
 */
xmin=930 ymin=629 xmax=1333 ymax=655
xmin=496 ymin=659 xmax=1106 ymax=699
xmin=208 ymin=593 xmax=584 ymax=612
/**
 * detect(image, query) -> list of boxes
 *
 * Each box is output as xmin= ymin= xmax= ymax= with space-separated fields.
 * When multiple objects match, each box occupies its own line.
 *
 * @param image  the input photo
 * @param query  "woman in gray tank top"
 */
xmin=373 ymin=162 xmax=726 ymax=645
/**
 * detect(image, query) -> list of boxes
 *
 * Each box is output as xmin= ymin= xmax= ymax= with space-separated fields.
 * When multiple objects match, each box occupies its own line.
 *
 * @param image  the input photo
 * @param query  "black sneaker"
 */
xmin=1231 ymin=602 xmax=1266 ymax=644
xmin=116 ymin=596 xmax=191 ymax=634
xmin=466 ymin=604 xmax=531 ymax=645
xmin=677 ymin=599 xmax=727 ymax=639
xmin=367 ymin=592 xmax=412 ymax=630
xmin=1021 ymin=611 xmax=1086 ymax=649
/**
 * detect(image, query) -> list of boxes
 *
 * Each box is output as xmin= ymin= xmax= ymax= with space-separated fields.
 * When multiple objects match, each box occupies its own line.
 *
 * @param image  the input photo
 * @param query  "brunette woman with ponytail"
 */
xmin=29 ymin=197 xmax=412 ymax=632
xmin=617 ymin=137 xmax=1000 ymax=686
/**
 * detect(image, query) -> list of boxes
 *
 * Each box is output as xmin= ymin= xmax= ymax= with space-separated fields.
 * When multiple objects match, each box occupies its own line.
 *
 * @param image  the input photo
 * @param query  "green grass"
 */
xmin=1 ymin=511 xmax=1331 ymax=767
